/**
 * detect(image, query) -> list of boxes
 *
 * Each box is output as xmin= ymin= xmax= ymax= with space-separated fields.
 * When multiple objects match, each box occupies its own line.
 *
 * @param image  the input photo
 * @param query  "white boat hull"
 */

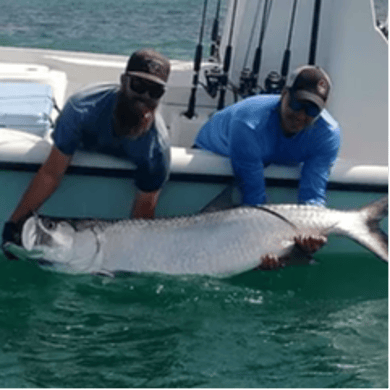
xmin=0 ymin=130 xmax=386 ymax=258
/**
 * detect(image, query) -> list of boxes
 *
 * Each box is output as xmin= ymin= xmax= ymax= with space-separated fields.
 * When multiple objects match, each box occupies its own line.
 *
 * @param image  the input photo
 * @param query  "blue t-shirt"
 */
xmin=52 ymin=85 xmax=170 ymax=192
xmin=195 ymin=95 xmax=341 ymax=206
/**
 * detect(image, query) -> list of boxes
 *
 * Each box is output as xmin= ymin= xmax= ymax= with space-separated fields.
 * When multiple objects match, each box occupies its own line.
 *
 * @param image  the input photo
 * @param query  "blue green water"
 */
xmin=0 ymin=0 xmax=227 ymax=60
xmin=0 ymin=0 xmax=388 ymax=387
xmin=0 ymin=252 xmax=387 ymax=388
xmin=0 ymin=0 xmax=385 ymax=60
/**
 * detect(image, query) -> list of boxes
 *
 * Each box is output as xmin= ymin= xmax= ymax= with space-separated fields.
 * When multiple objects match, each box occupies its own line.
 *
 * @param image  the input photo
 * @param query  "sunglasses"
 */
xmin=288 ymin=93 xmax=321 ymax=117
xmin=126 ymin=75 xmax=165 ymax=99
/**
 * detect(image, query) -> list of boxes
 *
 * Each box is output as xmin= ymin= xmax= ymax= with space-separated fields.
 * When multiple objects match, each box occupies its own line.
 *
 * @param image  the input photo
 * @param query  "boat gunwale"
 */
xmin=0 ymin=160 xmax=387 ymax=193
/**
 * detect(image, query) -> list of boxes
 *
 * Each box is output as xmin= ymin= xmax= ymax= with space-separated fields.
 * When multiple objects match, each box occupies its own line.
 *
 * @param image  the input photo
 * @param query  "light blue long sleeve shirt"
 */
xmin=195 ymin=95 xmax=341 ymax=205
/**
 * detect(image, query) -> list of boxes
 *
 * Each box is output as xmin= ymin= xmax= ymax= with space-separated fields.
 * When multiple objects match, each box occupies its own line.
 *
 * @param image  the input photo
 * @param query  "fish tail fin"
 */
xmin=340 ymin=197 xmax=388 ymax=262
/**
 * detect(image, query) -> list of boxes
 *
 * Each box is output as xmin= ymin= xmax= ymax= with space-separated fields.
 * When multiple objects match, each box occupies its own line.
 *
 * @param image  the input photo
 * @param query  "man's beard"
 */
xmin=114 ymin=92 xmax=156 ymax=138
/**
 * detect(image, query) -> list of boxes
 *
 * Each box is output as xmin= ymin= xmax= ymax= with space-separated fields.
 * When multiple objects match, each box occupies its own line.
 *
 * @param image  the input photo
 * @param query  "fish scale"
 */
xmin=96 ymin=207 xmax=298 ymax=275
xmin=262 ymin=204 xmax=344 ymax=232
xmin=17 ymin=197 xmax=388 ymax=277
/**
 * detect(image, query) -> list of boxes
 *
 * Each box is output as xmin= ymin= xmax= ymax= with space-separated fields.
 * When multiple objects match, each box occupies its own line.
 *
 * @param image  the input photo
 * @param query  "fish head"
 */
xmin=22 ymin=215 xmax=76 ymax=265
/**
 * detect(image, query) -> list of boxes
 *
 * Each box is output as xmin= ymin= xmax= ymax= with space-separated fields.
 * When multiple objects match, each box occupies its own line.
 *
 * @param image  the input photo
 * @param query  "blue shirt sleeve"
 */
xmin=132 ymin=135 xmax=171 ymax=192
xmin=229 ymin=118 xmax=267 ymax=205
xmin=121 ymin=125 xmax=171 ymax=193
xmin=52 ymin=97 xmax=85 ymax=155
xmin=298 ymin=125 xmax=341 ymax=205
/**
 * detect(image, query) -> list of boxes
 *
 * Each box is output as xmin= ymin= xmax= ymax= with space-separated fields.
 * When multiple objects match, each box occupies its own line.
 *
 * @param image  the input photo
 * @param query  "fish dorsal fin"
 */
xmin=200 ymin=185 xmax=237 ymax=213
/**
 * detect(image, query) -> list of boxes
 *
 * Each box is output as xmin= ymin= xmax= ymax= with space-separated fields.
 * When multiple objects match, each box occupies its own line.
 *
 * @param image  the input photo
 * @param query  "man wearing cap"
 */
xmin=2 ymin=49 xmax=171 ymax=251
xmin=194 ymin=65 xmax=341 ymax=268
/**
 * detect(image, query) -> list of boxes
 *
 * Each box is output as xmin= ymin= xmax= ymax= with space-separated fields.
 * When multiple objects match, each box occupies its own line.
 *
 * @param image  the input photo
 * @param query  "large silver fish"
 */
xmin=10 ymin=197 xmax=388 ymax=277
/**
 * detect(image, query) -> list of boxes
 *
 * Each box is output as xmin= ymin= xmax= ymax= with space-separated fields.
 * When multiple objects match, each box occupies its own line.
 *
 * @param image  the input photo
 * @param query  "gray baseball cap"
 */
xmin=287 ymin=65 xmax=331 ymax=109
xmin=125 ymin=49 xmax=170 ymax=86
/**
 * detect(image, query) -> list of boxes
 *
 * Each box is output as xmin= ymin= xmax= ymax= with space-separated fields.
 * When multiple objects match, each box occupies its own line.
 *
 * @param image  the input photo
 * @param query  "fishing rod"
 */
xmin=308 ymin=0 xmax=322 ymax=65
xmin=217 ymin=0 xmax=238 ymax=110
xmin=183 ymin=0 xmax=209 ymax=119
xmin=209 ymin=0 xmax=222 ymax=62
xmin=239 ymin=0 xmax=274 ymax=97
xmin=280 ymin=0 xmax=299 ymax=88
xmin=238 ymin=0 xmax=263 ymax=97
xmin=251 ymin=0 xmax=273 ymax=91
xmin=243 ymin=0 xmax=263 ymax=69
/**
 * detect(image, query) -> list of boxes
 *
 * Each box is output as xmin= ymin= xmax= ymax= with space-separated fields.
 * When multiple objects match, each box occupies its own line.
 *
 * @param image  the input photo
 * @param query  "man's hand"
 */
xmin=2 ymin=221 xmax=22 ymax=260
xmin=258 ymin=254 xmax=283 ymax=270
xmin=257 ymin=253 xmax=290 ymax=270
xmin=2 ymin=221 xmax=21 ymax=245
xmin=2 ymin=146 xmax=71 ymax=260
xmin=256 ymin=235 xmax=327 ymax=271
xmin=294 ymin=235 xmax=327 ymax=254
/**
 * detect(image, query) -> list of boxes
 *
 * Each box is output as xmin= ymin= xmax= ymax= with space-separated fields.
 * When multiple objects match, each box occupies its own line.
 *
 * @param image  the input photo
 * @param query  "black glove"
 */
xmin=2 ymin=221 xmax=22 ymax=260
xmin=2 ymin=221 xmax=23 ymax=245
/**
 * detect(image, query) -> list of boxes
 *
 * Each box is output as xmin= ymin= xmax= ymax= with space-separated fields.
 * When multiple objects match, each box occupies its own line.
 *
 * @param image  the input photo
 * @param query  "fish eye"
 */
xmin=42 ymin=219 xmax=57 ymax=230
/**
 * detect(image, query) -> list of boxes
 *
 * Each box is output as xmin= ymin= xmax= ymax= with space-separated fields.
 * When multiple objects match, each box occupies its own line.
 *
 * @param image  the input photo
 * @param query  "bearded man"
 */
xmin=2 ymin=49 xmax=171 ymax=253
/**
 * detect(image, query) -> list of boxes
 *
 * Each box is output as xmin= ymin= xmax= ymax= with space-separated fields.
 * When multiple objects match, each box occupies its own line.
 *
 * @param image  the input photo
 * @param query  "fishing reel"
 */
xmin=204 ymin=66 xmax=223 ymax=98
xmin=263 ymin=71 xmax=284 ymax=94
xmin=209 ymin=36 xmax=221 ymax=63
xmin=238 ymin=68 xmax=261 ymax=97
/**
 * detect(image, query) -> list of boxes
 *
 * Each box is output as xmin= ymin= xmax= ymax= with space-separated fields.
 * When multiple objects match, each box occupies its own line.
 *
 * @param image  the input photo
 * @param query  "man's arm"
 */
xmin=230 ymin=122 xmax=267 ymax=205
xmin=298 ymin=127 xmax=340 ymax=206
xmin=298 ymin=152 xmax=338 ymax=206
xmin=292 ymin=130 xmax=340 ymax=257
xmin=131 ymin=189 xmax=161 ymax=219
xmin=9 ymin=146 xmax=72 ymax=223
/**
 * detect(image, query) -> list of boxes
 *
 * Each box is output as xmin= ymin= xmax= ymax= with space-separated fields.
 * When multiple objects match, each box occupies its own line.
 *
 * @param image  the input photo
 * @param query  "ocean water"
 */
xmin=0 ymin=0 xmax=228 ymax=60
xmin=0 ymin=0 xmax=388 ymax=388
xmin=0 ymin=0 xmax=387 ymax=60
xmin=0 ymin=253 xmax=387 ymax=388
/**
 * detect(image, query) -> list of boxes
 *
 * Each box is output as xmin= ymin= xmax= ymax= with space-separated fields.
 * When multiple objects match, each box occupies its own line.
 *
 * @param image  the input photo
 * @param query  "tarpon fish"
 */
xmin=9 ymin=197 xmax=388 ymax=277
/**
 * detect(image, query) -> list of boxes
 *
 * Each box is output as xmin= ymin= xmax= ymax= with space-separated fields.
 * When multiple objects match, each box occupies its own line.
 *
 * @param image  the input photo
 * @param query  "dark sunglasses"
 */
xmin=288 ymin=94 xmax=321 ymax=117
xmin=127 ymin=75 xmax=165 ymax=99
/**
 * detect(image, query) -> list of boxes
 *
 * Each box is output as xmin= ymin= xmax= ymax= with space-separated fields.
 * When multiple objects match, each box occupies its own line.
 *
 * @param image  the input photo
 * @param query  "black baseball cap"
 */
xmin=126 ymin=49 xmax=170 ymax=86
xmin=287 ymin=65 xmax=331 ymax=110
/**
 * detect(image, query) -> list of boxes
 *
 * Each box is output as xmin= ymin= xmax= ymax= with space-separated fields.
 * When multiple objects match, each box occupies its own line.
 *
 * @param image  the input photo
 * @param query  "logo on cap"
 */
xmin=146 ymin=59 xmax=164 ymax=76
xmin=317 ymin=79 xmax=327 ymax=95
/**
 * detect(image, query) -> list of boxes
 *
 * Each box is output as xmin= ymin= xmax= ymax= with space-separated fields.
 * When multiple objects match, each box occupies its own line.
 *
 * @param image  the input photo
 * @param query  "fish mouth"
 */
xmin=22 ymin=215 xmax=38 ymax=250
xmin=22 ymin=216 xmax=53 ymax=250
